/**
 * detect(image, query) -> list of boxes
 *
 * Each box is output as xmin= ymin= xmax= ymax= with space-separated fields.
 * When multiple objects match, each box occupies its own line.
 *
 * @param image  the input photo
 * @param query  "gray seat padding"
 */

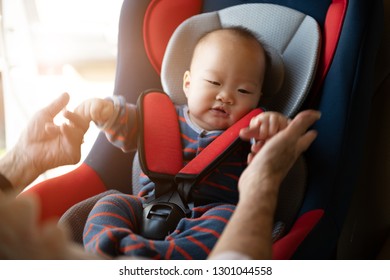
xmin=162 ymin=3 xmax=321 ymax=117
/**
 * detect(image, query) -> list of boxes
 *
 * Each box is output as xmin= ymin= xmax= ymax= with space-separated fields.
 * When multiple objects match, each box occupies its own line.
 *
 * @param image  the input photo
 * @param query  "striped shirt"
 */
xmin=83 ymin=96 xmax=251 ymax=259
xmin=104 ymin=96 xmax=249 ymax=205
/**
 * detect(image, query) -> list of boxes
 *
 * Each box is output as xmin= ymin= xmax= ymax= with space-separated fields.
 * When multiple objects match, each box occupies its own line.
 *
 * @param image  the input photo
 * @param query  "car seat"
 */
xmin=54 ymin=2 xmax=321 ymax=249
xmin=337 ymin=0 xmax=390 ymax=259
xmin=23 ymin=0 xmax=384 ymax=260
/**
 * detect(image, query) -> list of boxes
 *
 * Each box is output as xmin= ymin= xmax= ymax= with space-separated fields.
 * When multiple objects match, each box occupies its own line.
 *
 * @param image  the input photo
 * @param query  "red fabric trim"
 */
xmin=142 ymin=92 xmax=183 ymax=175
xmin=272 ymin=209 xmax=324 ymax=259
xmin=144 ymin=0 xmax=203 ymax=74
xmin=21 ymin=163 xmax=107 ymax=222
xmin=311 ymin=0 xmax=348 ymax=95
xmin=179 ymin=108 xmax=263 ymax=175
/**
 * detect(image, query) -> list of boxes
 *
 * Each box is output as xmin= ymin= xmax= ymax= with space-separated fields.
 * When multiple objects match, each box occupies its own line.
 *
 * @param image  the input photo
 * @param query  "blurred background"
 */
xmin=0 ymin=0 xmax=122 ymax=185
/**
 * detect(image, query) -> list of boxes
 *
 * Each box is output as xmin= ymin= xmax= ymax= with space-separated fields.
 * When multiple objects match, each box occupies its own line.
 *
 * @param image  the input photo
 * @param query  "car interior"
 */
xmin=15 ymin=0 xmax=390 ymax=259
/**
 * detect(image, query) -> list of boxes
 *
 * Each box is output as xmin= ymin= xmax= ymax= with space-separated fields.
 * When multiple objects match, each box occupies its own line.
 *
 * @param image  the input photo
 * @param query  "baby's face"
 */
xmin=183 ymin=30 xmax=265 ymax=131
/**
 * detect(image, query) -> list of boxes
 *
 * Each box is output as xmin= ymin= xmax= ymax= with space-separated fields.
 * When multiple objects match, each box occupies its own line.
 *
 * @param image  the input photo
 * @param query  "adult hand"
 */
xmin=0 ymin=192 xmax=91 ymax=259
xmin=2 ymin=93 xmax=88 ymax=190
xmin=239 ymin=109 xmax=321 ymax=194
xmin=240 ymin=111 xmax=289 ymax=163
xmin=210 ymin=110 xmax=321 ymax=260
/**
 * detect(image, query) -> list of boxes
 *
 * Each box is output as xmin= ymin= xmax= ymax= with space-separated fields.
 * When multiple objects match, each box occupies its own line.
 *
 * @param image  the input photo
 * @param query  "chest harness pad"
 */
xmin=136 ymin=90 xmax=262 ymax=240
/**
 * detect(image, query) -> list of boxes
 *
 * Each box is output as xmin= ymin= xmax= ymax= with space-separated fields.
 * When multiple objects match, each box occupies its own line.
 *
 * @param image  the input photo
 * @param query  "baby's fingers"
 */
xmin=240 ymin=114 xmax=264 ymax=140
xmin=268 ymin=113 xmax=289 ymax=138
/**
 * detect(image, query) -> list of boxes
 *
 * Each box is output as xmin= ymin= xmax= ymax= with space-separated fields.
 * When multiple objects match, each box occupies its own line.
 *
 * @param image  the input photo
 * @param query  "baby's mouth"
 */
xmin=210 ymin=106 xmax=229 ymax=116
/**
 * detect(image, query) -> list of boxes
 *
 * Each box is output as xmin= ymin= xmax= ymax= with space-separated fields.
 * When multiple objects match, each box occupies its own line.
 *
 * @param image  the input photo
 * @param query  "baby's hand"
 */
xmin=74 ymin=98 xmax=114 ymax=129
xmin=240 ymin=111 xmax=289 ymax=163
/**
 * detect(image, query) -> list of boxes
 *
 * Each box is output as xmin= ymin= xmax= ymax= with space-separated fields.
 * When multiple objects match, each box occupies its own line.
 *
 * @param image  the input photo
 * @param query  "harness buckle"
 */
xmin=141 ymin=190 xmax=190 ymax=240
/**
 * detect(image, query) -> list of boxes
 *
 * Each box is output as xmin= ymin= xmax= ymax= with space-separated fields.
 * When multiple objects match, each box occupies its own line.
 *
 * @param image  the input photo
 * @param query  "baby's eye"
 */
xmin=206 ymin=79 xmax=221 ymax=86
xmin=238 ymin=88 xmax=252 ymax=94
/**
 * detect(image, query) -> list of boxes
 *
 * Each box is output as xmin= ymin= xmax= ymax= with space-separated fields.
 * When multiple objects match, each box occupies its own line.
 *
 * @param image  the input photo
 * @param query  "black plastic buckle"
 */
xmin=141 ymin=191 xmax=189 ymax=240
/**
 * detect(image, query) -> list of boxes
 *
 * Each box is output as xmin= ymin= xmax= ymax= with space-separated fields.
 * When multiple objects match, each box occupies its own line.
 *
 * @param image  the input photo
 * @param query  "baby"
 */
xmin=75 ymin=26 xmax=288 ymax=259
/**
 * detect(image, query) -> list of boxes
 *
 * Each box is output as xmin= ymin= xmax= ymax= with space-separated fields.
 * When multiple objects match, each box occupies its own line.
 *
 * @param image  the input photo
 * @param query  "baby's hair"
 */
xmin=196 ymin=26 xmax=264 ymax=51
xmin=194 ymin=25 xmax=270 ymax=74
xmin=221 ymin=26 xmax=272 ymax=79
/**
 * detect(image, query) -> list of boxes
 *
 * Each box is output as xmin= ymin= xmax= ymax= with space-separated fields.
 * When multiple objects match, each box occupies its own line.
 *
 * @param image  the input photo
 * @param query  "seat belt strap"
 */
xmin=137 ymin=89 xmax=183 ymax=197
xmin=175 ymin=108 xmax=262 ymax=201
xmin=138 ymin=89 xmax=263 ymax=197
xmin=137 ymin=89 xmax=263 ymax=239
xmin=177 ymin=108 xmax=262 ymax=177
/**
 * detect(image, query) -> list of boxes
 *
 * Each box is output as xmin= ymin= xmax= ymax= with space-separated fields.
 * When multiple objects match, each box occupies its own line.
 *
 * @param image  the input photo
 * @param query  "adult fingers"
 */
xmin=42 ymin=92 xmax=70 ymax=119
xmin=60 ymin=124 xmax=83 ymax=164
xmin=63 ymin=110 xmax=90 ymax=133
xmin=44 ymin=123 xmax=60 ymax=137
xmin=297 ymin=129 xmax=318 ymax=154
xmin=287 ymin=110 xmax=321 ymax=137
xmin=278 ymin=110 xmax=320 ymax=156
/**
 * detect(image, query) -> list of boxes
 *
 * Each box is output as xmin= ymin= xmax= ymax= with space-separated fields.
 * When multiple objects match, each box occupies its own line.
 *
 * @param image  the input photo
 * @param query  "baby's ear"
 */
xmin=183 ymin=70 xmax=191 ymax=96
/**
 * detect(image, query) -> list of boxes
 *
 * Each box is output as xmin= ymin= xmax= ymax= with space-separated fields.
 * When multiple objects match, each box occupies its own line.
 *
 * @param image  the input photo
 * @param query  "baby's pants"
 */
xmin=83 ymin=193 xmax=235 ymax=259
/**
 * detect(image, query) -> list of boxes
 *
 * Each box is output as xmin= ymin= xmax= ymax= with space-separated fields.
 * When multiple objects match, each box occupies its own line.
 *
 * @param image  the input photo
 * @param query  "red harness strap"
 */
xmin=137 ymin=89 xmax=262 ymax=239
xmin=138 ymin=89 xmax=262 ymax=198
xmin=175 ymin=108 xmax=262 ymax=201
xmin=137 ymin=89 xmax=183 ymax=197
